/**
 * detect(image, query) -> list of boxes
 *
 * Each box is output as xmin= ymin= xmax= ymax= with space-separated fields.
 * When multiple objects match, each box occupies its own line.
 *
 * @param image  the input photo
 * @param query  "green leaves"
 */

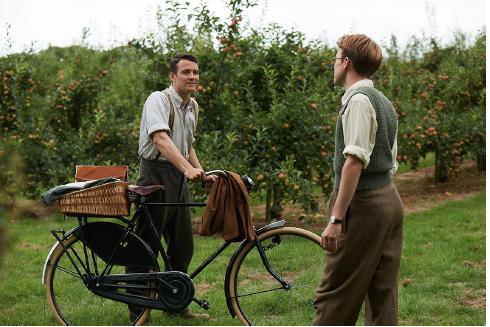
xmin=376 ymin=32 xmax=486 ymax=181
xmin=0 ymin=0 xmax=485 ymax=207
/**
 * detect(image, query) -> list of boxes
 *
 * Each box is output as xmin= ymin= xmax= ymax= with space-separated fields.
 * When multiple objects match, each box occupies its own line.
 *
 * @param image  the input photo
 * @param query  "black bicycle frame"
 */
xmin=51 ymin=190 xmax=289 ymax=310
xmin=141 ymin=196 xmax=235 ymax=279
xmin=142 ymin=197 xmax=287 ymax=287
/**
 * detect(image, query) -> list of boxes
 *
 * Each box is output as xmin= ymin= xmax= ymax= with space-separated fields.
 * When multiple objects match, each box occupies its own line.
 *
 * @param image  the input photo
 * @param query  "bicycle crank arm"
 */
xmin=193 ymin=298 xmax=210 ymax=310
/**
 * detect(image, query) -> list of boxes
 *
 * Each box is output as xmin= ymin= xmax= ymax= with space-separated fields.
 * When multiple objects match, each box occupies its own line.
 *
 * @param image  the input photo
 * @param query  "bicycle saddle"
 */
xmin=128 ymin=184 xmax=164 ymax=196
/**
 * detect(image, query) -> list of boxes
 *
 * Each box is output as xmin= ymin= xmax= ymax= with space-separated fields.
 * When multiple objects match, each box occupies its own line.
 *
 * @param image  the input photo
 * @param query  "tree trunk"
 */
xmin=477 ymin=153 xmax=486 ymax=171
xmin=270 ymin=185 xmax=284 ymax=221
xmin=74 ymin=103 xmax=81 ymax=131
xmin=0 ymin=219 xmax=6 ymax=272
xmin=265 ymin=187 xmax=272 ymax=221
xmin=434 ymin=148 xmax=449 ymax=183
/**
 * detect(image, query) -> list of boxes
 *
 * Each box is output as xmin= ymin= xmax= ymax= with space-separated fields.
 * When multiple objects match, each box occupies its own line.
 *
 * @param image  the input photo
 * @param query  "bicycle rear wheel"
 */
xmin=227 ymin=226 xmax=324 ymax=325
xmin=44 ymin=230 xmax=157 ymax=325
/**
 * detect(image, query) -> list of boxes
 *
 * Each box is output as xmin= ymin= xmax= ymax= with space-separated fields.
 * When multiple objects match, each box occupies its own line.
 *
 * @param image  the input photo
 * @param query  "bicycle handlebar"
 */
xmin=205 ymin=170 xmax=255 ymax=192
xmin=205 ymin=170 xmax=227 ymax=177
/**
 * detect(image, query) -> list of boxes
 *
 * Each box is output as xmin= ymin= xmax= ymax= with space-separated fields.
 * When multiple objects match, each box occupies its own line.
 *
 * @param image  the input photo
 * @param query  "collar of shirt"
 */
xmin=168 ymin=85 xmax=192 ymax=111
xmin=341 ymin=79 xmax=374 ymax=105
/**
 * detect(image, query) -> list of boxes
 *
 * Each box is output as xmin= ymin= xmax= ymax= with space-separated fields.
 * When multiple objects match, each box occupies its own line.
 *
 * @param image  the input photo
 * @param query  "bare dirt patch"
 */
xmin=463 ymin=260 xmax=486 ymax=269
xmin=394 ymin=161 xmax=485 ymax=215
xmin=195 ymin=281 xmax=214 ymax=295
xmin=20 ymin=241 xmax=44 ymax=251
xmin=248 ymin=161 xmax=485 ymax=231
xmin=461 ymin=288 xmax=486 ymax=309
xmin=462 ymin=297 xmax=486 ymax=309
xmin=11 ymin=199 xmax=57 ymax=220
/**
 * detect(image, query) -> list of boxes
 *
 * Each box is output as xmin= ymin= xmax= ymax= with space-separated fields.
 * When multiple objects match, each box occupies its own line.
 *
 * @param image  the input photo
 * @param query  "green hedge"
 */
xmin=0 ymin=0 xmax=485 ymax=213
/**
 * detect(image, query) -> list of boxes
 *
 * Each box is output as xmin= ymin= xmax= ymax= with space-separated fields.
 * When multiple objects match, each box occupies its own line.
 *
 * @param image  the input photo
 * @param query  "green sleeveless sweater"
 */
xmin=333 ymin=86 xmax=398 ymax=190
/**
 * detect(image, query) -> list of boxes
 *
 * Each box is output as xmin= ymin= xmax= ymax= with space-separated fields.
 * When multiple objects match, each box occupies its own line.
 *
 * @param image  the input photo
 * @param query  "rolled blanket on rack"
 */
xmin=41 ymin=177 xmax=119 ymax=206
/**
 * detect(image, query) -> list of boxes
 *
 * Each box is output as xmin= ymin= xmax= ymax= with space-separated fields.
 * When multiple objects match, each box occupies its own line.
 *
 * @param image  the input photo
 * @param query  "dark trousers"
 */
xmin=314 ymin=183 xmax=404 ymax=326
xmin=126 ymin=159 xmax=194 ymax=314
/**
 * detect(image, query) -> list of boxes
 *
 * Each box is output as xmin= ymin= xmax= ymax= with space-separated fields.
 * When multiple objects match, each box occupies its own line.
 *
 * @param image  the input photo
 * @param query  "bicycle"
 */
xmin=41 ymin=170 xmax=325 ymax=325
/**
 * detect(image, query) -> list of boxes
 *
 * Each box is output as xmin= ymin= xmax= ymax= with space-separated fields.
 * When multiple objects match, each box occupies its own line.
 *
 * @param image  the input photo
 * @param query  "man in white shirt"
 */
xmin=128 ymin=54 xmax=214 ymax=322
xmin=314 ymin=34 xmax=404 ymax=325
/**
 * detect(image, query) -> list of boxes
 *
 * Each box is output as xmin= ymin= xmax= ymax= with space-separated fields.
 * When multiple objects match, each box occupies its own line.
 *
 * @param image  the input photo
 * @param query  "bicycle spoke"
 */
xmin=49 ymin=263 xmax=81 ymax=279
xmin=66 ymin=242 xmax=89 ymax=274
xmin=232 ymin=286 xmax=286 ymax=298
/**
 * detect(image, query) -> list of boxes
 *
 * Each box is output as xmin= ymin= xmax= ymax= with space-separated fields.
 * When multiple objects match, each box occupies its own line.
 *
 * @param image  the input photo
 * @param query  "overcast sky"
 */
xmin=0 ymin=0 xmax=486 ymax=56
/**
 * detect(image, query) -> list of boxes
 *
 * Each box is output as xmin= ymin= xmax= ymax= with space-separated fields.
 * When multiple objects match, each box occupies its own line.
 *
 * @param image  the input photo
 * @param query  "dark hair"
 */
xmin=336 ymin=34 xmax=382 ymax=77
xmin=169 ymin=54 xmax=199 ymax=74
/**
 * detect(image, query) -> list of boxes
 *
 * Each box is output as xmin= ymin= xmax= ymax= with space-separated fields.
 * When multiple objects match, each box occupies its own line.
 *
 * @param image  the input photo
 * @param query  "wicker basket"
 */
xmin=59 ymin=181 xmax=130 ymax=217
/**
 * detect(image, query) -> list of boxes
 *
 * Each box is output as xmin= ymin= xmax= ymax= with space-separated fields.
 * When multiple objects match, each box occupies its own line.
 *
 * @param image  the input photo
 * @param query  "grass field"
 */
xmin=0 ymin=193 xmax=485 ymax=325
xmin=396 ymin=193 xmax=486 ymax=326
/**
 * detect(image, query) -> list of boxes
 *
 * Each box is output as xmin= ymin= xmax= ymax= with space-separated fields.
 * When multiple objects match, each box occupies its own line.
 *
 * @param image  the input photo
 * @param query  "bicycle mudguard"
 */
xmin=223 ymin=220 xmax=286 ymax=317
xmin=254 ymin=219 xmax=286 ymax=234
xmin=41 ymin=222 xmax=159 ymax=285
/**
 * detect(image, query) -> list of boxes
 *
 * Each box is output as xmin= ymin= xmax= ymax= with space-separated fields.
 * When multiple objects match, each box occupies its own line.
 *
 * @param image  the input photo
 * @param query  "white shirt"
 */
xmin=138 ymin=85 xmax=198 ymax=160
xmin=341 ymin=79 xmax=398 ymax=175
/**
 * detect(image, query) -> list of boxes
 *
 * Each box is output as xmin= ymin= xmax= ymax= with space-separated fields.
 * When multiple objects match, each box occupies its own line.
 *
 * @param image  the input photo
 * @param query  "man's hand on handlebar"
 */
xmin=184 ymin=168 xmax=221 ymax=189
xmin=184 ymin=167 xmax=206 ymax=182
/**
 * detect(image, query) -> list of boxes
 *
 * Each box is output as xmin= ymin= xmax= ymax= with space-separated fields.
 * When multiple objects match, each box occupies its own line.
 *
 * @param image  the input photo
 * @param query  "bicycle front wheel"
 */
xmin=44 ymin=231 xmax=156 ymax=326
xmin=227 ymin=226 xmax=325 ymax=325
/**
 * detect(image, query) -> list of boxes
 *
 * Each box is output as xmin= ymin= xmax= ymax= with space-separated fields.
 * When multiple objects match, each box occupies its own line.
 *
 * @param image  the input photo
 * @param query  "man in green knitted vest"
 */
xmin=314 ymin=34 xmax=404 ymax=325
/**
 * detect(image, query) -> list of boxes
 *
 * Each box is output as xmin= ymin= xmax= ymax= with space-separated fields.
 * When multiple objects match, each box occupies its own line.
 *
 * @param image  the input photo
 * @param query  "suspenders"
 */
xmin=152 ymin=91 xmax=198 ymax=161
xmin=162 ymin=91 xmax=198 ymax=132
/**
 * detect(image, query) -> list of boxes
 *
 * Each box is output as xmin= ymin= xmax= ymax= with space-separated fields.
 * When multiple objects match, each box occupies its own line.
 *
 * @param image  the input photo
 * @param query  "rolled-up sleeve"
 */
xmin=390 ymin=132 xmax=398 ymax=175
xmin=342 ymin=94 xmax=377 ymax=169
xmin=144 ymin=92 xmax=171 ymax=136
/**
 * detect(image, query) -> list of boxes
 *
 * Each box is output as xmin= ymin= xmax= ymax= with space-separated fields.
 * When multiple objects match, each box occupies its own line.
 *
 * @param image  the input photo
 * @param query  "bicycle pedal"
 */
xmin=193 ymin=298 xmax=210 ymax=310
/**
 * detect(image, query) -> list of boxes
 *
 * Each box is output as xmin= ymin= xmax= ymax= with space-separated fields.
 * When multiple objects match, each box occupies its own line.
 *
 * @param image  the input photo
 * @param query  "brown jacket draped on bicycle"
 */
xmin=200 ymin=171 xmax=254 ymax=242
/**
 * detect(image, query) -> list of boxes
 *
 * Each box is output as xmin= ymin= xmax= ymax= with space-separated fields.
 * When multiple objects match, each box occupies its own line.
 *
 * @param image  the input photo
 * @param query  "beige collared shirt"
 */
xmin=341 ymin=79 xmax=398 ymax=174
xmin=138 ymin=85 xmax=198 ymax=160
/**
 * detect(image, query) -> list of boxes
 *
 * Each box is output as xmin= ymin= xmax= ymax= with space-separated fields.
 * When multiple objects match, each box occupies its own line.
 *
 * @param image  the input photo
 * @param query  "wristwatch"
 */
xmin=329 ymin=215 xmax=343 ymax=224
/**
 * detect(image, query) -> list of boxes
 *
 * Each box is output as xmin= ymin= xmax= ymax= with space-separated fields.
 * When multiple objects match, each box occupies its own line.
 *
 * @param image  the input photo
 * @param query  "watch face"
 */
xmin=329 ymin=216 xmax=335 ymax=224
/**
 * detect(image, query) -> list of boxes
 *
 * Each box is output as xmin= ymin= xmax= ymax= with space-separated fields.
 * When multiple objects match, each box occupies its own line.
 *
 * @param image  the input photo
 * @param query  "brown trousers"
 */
xmin=126 ymin=159 xmax=194 ymax=315
xmin=131 ymin=159 xmax=194 ymax=272
xmin=314 ymin=183 xmax=404 ymax=326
